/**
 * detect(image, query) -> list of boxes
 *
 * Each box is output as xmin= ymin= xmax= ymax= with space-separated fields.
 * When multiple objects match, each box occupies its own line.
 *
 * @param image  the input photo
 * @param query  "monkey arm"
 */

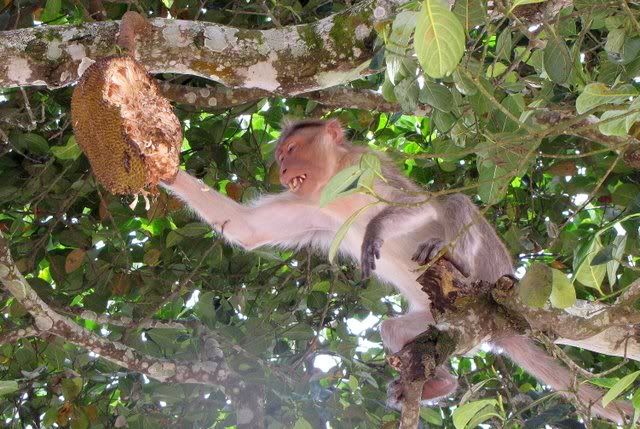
xmin=162 ymin=170 xmax=334 ymax=250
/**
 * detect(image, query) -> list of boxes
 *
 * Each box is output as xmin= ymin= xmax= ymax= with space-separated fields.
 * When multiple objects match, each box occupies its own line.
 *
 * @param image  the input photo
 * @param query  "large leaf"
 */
xmin=419 ymin=80 xmax=453 ymax=112
xmin=550 ymin=268 xmax=576 ymax=309
xmin=319 ymin=165 xmax=362 ymax=207
xmin=386 ymin=11 xmax=418 ymax=84
xmin=509 ymin=0 xmax=547 ymax=13
xmin=452 ymin=399 xmax=498 ymax=429
xmin=477 ymin=161 xmax=510 ymax=205
xmin=602 ymin=371 xmax=640 ymax=407
xmin=607 ymin=235 xmax=627 ymax=287
xmin=544 ymin=32 xmax=572 ymax=84
xmin=394 ymin=77 xmax=420 ymax=112
xmin=575 ymin=83 xmax=638 ymax=114
xmin=452 ymin=0 xmax=486 ymax=30
xmin=0 ymin=380 xmax=19 ymax=396
xmin=519 ymin=263 xmax=552 ymax=308
xmin=51 ymin=136 xmax=82 ymax=160
xmin=574 ymin=238 xmax=606 ymax=292
xmin=598 ymin=110 xmax=631 ymax=136
xmin=414 ymin=0 xmax=466 ymax=78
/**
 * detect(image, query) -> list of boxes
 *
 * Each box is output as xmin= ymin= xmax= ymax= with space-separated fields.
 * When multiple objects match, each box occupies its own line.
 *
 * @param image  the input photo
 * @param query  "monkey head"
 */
xmin=276 ymin=119 xmax=346 ymax=199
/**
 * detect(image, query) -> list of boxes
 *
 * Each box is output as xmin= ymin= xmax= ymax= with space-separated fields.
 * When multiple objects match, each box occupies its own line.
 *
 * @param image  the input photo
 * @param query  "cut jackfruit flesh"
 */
xmin=71 ymin=56 xmax=181 ymax=195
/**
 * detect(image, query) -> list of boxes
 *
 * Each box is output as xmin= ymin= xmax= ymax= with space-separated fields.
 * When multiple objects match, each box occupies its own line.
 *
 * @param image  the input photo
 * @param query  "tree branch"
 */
xmin=0 ymin=326 xmax=39 ymax=345
xmin=0 ymin=0 xmax=407 ymax=91
xmin=0 ymin=233 xmax=264 ymax=429
xmin=160 ymin=81 xmax=430 ymax=115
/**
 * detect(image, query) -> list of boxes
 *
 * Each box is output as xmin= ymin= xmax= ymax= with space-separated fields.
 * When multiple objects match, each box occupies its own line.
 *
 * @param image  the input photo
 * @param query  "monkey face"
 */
xmin=276 ymin=120 xmax=344 ymax=198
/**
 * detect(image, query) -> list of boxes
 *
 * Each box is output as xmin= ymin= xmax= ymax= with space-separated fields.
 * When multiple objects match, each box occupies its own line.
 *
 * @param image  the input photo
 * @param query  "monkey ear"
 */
xmin=325 ymin=119 xmax=345 ymax=145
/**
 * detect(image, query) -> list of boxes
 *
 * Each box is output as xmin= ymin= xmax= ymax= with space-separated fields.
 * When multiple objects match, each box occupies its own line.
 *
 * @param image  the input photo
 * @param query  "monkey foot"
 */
xmin=361 ymin=237 xmax=383 ymax=279
xmin=386 ymin=367 xmax=458 ymax=409
xmin=412 ymin=238 xmax=470 ymax=278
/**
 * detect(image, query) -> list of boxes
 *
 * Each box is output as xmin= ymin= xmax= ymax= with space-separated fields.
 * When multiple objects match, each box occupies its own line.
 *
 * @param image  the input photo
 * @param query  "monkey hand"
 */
xmin=411 ymin=238 xmax=471 ymax=278
xmin=361 ymin=237 xmax=383 ymax=279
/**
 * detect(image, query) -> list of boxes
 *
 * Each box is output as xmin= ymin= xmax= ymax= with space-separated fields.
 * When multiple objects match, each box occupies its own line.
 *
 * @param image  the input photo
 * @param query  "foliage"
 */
xmin=0 ymin=0 xmax=640 ymax=428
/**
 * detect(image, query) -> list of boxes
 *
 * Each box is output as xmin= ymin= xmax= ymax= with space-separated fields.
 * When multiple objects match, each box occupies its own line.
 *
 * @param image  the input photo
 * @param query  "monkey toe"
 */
xmin=412 ymin=239 xmax=445 ymax=265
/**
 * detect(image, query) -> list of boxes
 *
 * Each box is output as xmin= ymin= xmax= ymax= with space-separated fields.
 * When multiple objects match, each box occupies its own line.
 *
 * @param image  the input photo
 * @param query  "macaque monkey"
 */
xmin=161 ymin=119 xmax=631 ymax=423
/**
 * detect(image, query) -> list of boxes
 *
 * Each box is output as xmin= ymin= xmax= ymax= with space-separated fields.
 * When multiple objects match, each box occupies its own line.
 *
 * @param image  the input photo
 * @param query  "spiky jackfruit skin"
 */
xmin=71 ymin=56 xmax=181 ymax=195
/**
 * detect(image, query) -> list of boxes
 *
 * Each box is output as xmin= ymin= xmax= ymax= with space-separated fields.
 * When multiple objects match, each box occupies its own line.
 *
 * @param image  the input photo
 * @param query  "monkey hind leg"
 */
xmin=380 ymin=311 xmax=435 ymax=354
xmin=387 ymin=367 xmax=458 ymax=409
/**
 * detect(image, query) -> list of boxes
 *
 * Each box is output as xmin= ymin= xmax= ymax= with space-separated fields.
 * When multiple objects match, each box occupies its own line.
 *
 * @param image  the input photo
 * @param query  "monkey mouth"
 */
xmin=287 ymin=174 xmax=307 ymax=192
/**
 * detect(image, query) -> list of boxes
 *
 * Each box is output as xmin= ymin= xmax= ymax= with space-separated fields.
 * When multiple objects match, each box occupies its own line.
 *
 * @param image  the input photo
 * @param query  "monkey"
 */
xmin=161 ymin=119 xmax=632 ymax=423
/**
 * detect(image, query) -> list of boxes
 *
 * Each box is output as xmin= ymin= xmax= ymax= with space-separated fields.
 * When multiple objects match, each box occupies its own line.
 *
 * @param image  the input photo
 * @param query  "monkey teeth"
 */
xmin=288 ymin=174 xmax=307 ymax=192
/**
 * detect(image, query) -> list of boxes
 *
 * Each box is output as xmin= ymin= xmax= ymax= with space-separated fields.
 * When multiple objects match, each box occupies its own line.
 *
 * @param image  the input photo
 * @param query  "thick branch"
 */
xmin=0 ymin=233 xmax=264 ymax=428
xmin=160 ymin=81 xmax=430 ymax=114
xmin=415 ymin=260 xmax=639 ymax=361
xmin=0 ymin=0 xmax=406 ymax=91
xmin=492 ymin=280 xmax=640 ymax=342
xmin=0 ymin=326 xmax=39 ymax=344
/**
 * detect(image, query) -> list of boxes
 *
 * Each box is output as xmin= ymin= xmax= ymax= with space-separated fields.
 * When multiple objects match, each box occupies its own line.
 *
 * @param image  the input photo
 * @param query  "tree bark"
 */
xmin=0 ymin=0 xmax=407 ymax=91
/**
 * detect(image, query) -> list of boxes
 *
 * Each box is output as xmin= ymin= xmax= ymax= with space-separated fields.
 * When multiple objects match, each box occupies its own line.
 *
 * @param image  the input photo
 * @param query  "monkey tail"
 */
xmin=495 ymin=335 xmax=633 ymax=424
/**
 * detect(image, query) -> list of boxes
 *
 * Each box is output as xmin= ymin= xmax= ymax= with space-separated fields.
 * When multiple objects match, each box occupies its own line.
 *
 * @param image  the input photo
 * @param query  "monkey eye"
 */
xmin=287 ymin=145 xmax=294 ymax=153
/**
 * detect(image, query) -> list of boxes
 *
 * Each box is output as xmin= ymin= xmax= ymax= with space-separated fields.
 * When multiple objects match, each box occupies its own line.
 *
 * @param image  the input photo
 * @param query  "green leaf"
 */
xmin=166 ymin=230 xmax=183 ymax=248
xmin=178 ymin=222 xmax=210 ymax=237
xmin=419 ymin=81 xmax=453 ymax=112
xmin=550 ymin=268 xmax=576 ymax=309
xmin=306 ymin=291 xmax=328 ymax=310
xmin=41 ymin=0 xmax=61 ymax=23
xmin=394 ymin=77 xmax=420 ymax=112
xmin=574 ymin=238 xmax=606 ymax=292
xmin=360 ymin=153 xmax=382 ymax=174
xmin=452 ymin=399 xmax=498 ymax=429
xmin=12 ymin=132 xmax=50 ymax=155
xmin=602 ymin=371 xmax=640 ymax=407
xmin=386 ymin=11 xmax=418 ymax=85
xmin=591 ymin=244 xmax=616 ymax=265
xmin=495 ymin=30 xmax=512 ymax=61
xmin=0 ymin=380 xmax=19 ymax=396
xmin=509 ymin=0 xmax=547 ymax=13
xmin=328 ymin=202 xmax=378 ymax=263
xmin=293 ymin=417 xmax=314 ymax=429
xmin=319 ymin=165 xmax=362 ymax=207
xmin=61 ymin=377 xmax=83 ymax=400
xmin=632 ymin=388 xmax=640 ymax=409
xmin=477 ymin=161 xmax=509 ymax=204
xmin=415 ymin=0 xmax=466 ymax=79
xmin=575 ymin=83 xmax=638 ymax=114
xmin=544 ymin=32 xmax=572 ymax=84
xmin=421 ymin=407 xmax=444 ymax=426
xmin=51 ymin=136 xmax=82 ymax=160
xmin=607 ymin=235 xmax=627 ymax=287
xmin=519 ymin=263 xmax=552 ymax=308
xmin=453 ymin=0 xmax=486 ymax=30
xmin=453 ymin=68 xmax=477 ymax=95
xmin=598 ymin=110 xmax=630 ymax=136
xmin=605 ymin=28 xmax=625 ymax=55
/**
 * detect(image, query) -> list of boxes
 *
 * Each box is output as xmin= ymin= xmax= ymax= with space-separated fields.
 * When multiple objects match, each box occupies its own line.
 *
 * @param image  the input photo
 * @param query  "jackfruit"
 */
xmin=71 ymin=56 xmax=182 ymax=195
